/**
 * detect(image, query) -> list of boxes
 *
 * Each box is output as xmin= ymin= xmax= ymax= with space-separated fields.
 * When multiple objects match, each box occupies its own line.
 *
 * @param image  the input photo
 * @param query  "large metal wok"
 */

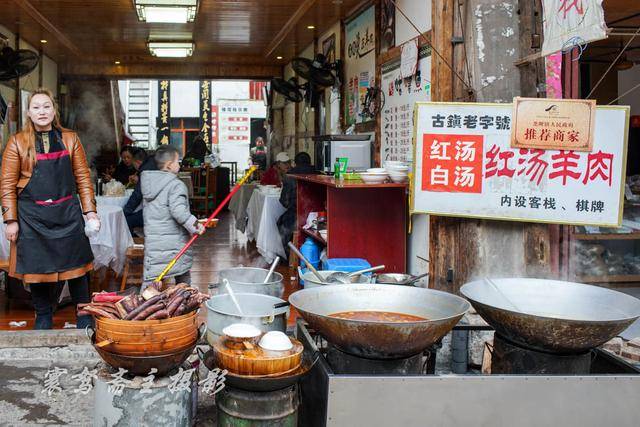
xmin=460 ymin=278 xmax=640 ymax=354
xmin=289 ymin=284 xmax=470 ymax=359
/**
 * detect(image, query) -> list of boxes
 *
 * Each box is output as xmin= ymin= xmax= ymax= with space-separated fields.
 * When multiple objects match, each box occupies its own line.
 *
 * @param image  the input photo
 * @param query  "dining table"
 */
xmin=245 ymin=186 xmax=287 ymax=263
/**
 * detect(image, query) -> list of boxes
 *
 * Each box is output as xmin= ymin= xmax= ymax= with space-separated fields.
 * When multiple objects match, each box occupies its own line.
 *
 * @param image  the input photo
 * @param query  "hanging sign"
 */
xmin=412 ymin=102 xmax=629 ymax=227
xmin=157 ymin=80 xmax=170 ymax=145
xmin=511 ymin=97 xmax=596 ymax=151
xmin=345 ymin=5 xmax=376 ymax=125
xmin=211 ymin=105 xmax=219 ymax=145
xmin=199 ymin=80 xmax=211 ymax=146
xmin=541 ymin=0 xmax=607 ymax=57
xmin=381 ymin=45 xmax=431 ymax=162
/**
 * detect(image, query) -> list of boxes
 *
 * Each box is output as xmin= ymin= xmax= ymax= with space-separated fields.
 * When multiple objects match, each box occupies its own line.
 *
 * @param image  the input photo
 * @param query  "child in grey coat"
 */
xmin=140 ymin=145 xmax=204 ymax=287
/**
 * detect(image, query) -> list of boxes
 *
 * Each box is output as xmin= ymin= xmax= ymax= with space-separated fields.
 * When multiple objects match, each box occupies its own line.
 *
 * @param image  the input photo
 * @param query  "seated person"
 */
xmin=277 ymin=152 xmax=317 ymax=258
xmin=261 ymin=152 xmax=291 ymax=187
xmin=110 ymin=146 xmax=137 ymax=186
xmin=123 ymin=148 xmax=156 ymax=233
xmin=184 ymin=134 xmax=211 ymax=164
xmin=141 ymin=145 xmax=204 ymax=289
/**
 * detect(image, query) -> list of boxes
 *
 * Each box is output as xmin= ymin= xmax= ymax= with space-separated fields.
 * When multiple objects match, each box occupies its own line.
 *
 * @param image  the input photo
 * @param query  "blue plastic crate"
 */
xmin=322 ymin=258 xmax=371 ymax=273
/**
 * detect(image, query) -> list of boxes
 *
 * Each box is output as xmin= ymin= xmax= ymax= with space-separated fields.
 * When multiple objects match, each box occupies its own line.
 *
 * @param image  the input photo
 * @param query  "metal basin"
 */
xmin=460 ymin=278 xmax=640 ymax=354
xmin=289 ymin=284 xmax=470 ymax=359
xmin=298 ymin=269 xmax=370 ymax=289
xmin=213 ymin=267 xmax=284 ymax=298
xmin=205 ymin=293 xmax=289 ymax=346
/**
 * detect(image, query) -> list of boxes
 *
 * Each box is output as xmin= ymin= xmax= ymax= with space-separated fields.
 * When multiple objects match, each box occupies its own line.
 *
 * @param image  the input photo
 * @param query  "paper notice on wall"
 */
xmin=541 ymin=0 xmax=607 ymax=56
xmin=380 ymin=46 xmax=431 ymax=163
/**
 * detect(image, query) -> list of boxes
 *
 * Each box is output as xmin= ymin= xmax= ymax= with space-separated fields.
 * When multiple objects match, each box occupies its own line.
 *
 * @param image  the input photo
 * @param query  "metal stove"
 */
xmin=295 ymin=320 xmax=640 ymax=427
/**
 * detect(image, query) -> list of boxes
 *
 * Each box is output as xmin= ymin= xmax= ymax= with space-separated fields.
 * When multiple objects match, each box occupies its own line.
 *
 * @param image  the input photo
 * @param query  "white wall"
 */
xmin=212 ymin=81 xmax=249 ymax=103
xmin=170 ymin=80 xmax=199 ymax=117
xmin=395 ymin=0 xmax=431 ymax=45
xmin=618 ymin=68 xmax=640 ymax=115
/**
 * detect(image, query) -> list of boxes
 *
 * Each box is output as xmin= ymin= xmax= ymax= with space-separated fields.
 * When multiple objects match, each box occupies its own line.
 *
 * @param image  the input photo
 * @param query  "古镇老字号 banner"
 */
xmin=411 ymin=102 xmax=629 ymax=227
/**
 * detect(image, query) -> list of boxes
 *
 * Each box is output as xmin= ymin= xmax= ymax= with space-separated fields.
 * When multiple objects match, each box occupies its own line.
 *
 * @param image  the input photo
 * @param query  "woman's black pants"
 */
xmin=30 ymin=274 xmax=93 ymax=330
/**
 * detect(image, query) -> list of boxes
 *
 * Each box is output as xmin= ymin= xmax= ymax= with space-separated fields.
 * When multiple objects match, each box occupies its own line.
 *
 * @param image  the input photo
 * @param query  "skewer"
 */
xmin=154 ymin=166 xmax=258 ymax=283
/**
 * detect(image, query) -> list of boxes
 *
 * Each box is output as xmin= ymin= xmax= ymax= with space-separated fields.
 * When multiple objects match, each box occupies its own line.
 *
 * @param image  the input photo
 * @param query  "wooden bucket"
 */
xmin=213 ymin=337 xmax=303 ymax=376
xmin=94 ymin=310 xmax=201 ymax=356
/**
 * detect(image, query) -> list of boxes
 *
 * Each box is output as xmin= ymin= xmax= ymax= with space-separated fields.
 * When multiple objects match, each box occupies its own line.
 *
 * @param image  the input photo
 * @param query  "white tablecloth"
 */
xmin=245 ymin=189 xmax=286 ymax=263
xmin=90 ymin=204 xmax=134 ymax=274
xmin=0 ymin=204 xmax=133 ymax=275
xmin=96 ymin=189 xmax=133 ymax=209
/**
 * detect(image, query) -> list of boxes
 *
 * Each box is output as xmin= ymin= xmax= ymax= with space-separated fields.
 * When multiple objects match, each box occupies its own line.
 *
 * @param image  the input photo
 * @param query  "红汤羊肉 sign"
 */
xmin=411 ymin=102 xmax=629 ymax=227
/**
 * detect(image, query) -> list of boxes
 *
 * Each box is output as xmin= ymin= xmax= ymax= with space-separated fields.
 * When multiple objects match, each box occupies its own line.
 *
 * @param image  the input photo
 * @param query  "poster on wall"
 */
xmin=381 ymin=46 xmax=431 ymax=163
xmin=218 ymin=100 xmax=251 ymax=143
xmin=345 ymin=5 xmax=375 ymax=125
xmin=157 ymin=80 xmax=170 ymax=145
xmin=380 ymin=0 xmax=395 ymax=53
xmin=412 ymin=102 xmax=629 ymax=227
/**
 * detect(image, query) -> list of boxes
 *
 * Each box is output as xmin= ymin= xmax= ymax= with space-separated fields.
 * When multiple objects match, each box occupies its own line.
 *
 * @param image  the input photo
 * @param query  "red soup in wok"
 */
xmin=329 ymin=310 xmax=427 ymax=323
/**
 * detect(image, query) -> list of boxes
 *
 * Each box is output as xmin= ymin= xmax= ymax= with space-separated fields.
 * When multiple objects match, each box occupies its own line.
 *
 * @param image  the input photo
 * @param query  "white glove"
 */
xmin=84 ymin=218 xmax=101 ymax=238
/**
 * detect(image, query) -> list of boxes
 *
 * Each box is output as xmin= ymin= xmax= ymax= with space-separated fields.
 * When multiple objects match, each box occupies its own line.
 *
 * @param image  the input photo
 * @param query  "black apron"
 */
xmin=15 ymin=130 xmax=93 ymax=275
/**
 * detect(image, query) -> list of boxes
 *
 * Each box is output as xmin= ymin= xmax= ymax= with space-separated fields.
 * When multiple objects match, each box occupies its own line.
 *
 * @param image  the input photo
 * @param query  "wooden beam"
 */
xmin=60 ymin=63 xmax=282 ymax=80
xmin=431 ymin=0 xmax=454 ymax=102
xmin=266 ymin=0 xmax=317 ymax=58
xmin=12 ymin=0 xmax=82 ymax=57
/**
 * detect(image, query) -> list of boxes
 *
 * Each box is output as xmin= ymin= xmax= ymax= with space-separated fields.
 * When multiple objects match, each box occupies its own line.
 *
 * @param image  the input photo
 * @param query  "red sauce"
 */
xmin=329 ymin=310 xmax=426 ymax=322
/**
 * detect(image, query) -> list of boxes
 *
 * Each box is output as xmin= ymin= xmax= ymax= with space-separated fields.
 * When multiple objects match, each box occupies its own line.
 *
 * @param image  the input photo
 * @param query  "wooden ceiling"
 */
xmin=0 ymin=0 xmax=365 ymax=79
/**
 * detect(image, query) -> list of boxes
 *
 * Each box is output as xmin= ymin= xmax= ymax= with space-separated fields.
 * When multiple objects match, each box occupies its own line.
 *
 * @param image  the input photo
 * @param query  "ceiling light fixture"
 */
xmin=148 ymin=41 xmax=194 ymax=57
xmin=134 ymin=0 xmax=198 ymax=23
xmin=115 ymin=60 xmax=121 ymax=65
xmin=276 ymin=56 xmax=283 ymax=60
xmin=40 ymin=39 xmax=47 ymax=43
xmin=307 ymin=25 xmax=315 ymax=30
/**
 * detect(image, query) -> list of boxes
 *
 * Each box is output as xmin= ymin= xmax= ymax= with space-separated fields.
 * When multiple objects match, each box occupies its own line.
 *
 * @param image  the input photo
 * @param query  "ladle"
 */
xmin=326 ymin=265 xmax=386 ymax=284
xmin=223 ymin=278 xmax=244 ymax=316
xmin=263 ymin=257 xmax=280 ymax=283
xmin=287 ymin=242 xmax=325 ymax=283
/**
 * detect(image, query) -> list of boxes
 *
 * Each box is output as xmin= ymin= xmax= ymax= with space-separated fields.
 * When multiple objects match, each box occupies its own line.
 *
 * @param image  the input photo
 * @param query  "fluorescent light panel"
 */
xmin=148 ymin=42 xmax=194 ymax=57
xmin=134 ymin=0 xmax=198 ymax=23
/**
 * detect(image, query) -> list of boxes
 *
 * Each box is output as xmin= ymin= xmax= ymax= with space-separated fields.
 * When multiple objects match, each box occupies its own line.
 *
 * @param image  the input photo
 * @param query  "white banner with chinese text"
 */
xmin=542 ymin=0 xmax=607 ymax=57
xmin=412 ymin=102 xmax=629 ymax=226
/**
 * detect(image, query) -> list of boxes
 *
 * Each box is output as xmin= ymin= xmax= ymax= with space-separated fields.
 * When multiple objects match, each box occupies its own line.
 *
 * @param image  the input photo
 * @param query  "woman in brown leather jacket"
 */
xmin=1 ymin=88 xmax=100 ymax=329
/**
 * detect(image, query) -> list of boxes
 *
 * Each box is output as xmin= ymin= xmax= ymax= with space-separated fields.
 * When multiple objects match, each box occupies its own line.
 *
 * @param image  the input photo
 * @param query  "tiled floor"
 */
xmin=0 ymin=211 xmax=299 ymax=331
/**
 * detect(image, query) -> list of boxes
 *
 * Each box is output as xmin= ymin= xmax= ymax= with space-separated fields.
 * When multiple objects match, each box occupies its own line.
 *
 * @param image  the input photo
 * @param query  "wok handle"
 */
xmin=84 ymin=325 xmax=95 ymax=341
xmin=347 ymin=265 xmax=385 ymax=277
xmin=274 ymin=301 xmax=290 ymax=309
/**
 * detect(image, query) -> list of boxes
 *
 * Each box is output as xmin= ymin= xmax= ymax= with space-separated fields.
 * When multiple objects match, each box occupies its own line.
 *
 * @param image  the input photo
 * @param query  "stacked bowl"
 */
xmin=360 ymin=168 xmax=389 ymax=184
xmin=384 ymin=161 xmax=410 ymax=183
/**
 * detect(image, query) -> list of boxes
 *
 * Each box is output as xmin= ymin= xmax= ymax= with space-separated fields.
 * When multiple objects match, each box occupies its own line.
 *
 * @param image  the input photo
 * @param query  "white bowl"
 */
xmin=359 ymin=172 xmax=389 ymax=184
xmin=223 ymin=323 xmax=262 ymax=339
xmin=385 ymin=161 xmax=409 ymax=167
xmin=389 ymin=174 xmax=409 ymax=183
xmin=366 ymin=168 xmax=387 ymax=173
xmin=258 ymin=331 xmax=293 ymax=351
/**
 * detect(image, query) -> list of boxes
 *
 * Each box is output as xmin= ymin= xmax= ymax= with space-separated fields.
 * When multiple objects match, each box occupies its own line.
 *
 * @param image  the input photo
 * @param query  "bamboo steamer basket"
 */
xmin=213 ymin=336 xmax=303 ymax=376
xmin=94 ymin=310 xmax=200 ymax=356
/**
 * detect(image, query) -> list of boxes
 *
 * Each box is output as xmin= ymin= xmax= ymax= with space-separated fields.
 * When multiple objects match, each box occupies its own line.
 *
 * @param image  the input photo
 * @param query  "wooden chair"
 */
xmin=120 ymin=237 xmax=145 ymax=291
xmin=186 ymin=166 xmax=217 ymax=218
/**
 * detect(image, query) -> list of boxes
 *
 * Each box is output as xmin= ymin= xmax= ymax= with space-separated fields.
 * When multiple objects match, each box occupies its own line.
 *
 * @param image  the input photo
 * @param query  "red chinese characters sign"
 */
xmin=412 ymin=102 xmax=629 ymax=227
xmin=422 ymin=134 xmax=483 ymax=193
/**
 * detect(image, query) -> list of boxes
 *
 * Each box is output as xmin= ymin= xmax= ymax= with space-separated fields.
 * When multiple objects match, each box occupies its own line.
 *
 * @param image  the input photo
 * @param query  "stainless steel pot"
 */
xmin=205 ymin=293 xmax=289 ymax=346
xmin=210 ymin=267 xmax=284 ymax=298
xmin=298 ymin=269 xmax=370 ymax=289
